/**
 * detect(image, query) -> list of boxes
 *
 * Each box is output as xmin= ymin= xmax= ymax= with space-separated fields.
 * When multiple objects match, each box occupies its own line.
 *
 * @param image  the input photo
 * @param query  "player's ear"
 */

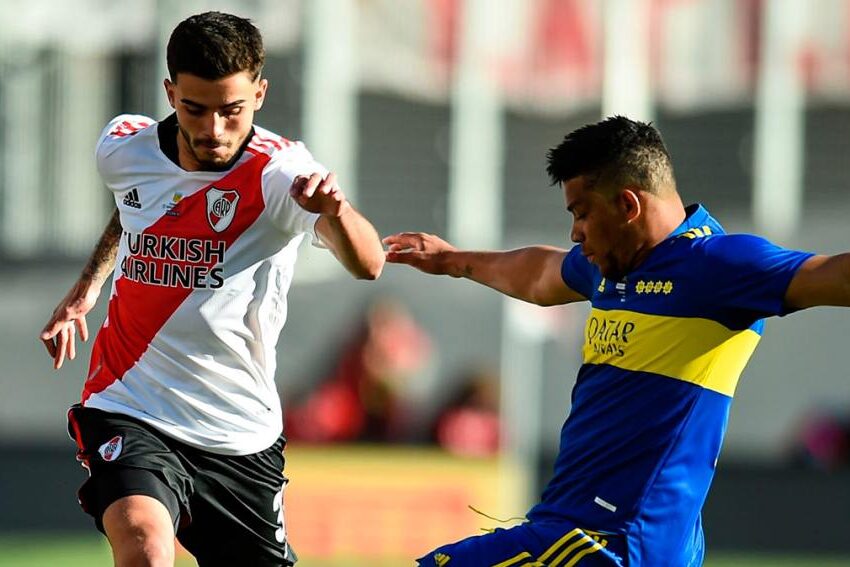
xmin=620 ymin=188 xmax=641 ymax=223
xmin=164 ymin=78 xmax=176 ymax=109
xmin=255 ymin=78 xmax=268 ymax=111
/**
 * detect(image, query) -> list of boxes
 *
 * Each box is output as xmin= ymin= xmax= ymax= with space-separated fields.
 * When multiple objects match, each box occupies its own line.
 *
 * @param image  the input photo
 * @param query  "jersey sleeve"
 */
xmin=95 ymin=114 xmax=155 ymax=188
xmin=262 ymin=142 xmax=327 ymax=245
xmin=698 ymin=234 xmax=814 ymax=317
xmin=561 ymin=245 xmax=597 ymax=299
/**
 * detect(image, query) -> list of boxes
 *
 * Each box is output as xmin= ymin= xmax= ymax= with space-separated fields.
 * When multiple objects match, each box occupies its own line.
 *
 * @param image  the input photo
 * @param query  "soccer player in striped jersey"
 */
xmin=39 ymin=11 xmax=383 ymax=567
xmin=385 ymin=116 xmax=850 ymax=566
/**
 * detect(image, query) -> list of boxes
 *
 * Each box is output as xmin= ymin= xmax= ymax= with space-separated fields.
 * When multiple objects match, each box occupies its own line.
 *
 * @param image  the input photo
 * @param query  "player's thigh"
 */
xmin=103 ymin=494 xmax=176 ymax=565
xmin=67 ymin=404 xmax=190 ymax=533
xmin=177 ymin=435 xmax=295 ymax=567
xmin=417 ymin=522 xmax=625 ymax=567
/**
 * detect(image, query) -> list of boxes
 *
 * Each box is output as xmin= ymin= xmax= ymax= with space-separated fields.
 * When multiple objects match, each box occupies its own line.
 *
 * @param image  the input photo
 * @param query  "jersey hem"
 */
xmin=79 ymin=399 xmax=282 ymax=457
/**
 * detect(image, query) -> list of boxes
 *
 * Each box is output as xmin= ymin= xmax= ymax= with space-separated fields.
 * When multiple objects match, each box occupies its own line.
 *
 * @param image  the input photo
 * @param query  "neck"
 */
xmin=646 ymin=193 xmax=687 ymax=246
xmin=627 ymin=193 xmax=687 ymax=273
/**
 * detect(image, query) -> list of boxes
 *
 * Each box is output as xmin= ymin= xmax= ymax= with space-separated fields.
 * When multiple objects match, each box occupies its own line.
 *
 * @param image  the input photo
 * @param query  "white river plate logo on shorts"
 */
xmin=98 ymin=435 xmax=123 ymax=462
xmin=206 ymin=187 xmax=240 ymax=233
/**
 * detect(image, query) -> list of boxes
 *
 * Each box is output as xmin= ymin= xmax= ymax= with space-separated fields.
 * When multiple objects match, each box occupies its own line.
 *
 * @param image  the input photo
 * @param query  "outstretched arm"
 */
xmin=40 ymin=208 xmax=121 ymax=369
xmin=290 ymin=172 xmax=384 ymax=280
xmin=383 ymin=232 xmax=585 ymax=306
xmin=785 ymin=254 xmax=850 ymax=310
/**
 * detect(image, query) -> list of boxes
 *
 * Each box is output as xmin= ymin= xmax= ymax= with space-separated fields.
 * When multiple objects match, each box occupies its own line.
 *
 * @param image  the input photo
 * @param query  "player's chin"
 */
xmin=599 ymin=264 xmax=624 ymax=281
xmin=198 ymin=154 xmax=235 ymax=171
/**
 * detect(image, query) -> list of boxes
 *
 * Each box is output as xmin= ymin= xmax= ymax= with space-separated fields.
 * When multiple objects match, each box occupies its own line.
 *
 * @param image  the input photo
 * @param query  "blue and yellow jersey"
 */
xmin=527 ymin=204 xmax=814 ymax=566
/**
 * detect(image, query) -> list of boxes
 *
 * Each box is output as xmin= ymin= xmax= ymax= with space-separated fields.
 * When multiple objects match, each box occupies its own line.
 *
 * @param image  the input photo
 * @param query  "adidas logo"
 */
xmin=122 ymin=187 xmax=142 ymax=209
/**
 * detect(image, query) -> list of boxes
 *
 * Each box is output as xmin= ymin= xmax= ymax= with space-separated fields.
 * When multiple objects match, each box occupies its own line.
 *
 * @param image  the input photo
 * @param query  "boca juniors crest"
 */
xmin=206 ymin=187 xmax=240 ymax=232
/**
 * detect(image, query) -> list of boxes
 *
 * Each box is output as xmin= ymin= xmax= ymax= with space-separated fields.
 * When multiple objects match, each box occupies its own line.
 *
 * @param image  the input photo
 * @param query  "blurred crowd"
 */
xmin=284 ymin=297 xmax=502 ymax=457
xmin=789 ymin=404 xmax=850 ymax=470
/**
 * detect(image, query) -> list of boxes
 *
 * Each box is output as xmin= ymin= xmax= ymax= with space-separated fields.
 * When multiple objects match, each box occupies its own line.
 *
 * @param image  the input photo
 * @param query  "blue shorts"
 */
xmin=416 ymin=520 xmax=626 ymax=566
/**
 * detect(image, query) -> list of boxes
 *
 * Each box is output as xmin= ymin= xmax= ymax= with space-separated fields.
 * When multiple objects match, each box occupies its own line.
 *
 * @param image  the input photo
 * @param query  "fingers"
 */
xmin=41 ymin=336 xmax=57 ymax=358
xmin=382 ymin=232 xmax=425 ymax=251
xmin=385 ymin=249 xmax=424 ymax=265
xmin=290 ymin=173 xmax=323 ymax=199
xmin=68 ymin=325 xmax=76 ymax=362
xmin=290 ymin=173 xmax=348 ymax=217
xmin=40 ymin=316 xmax=64 ymax=342
xmin=384 ymin=234 xmax=427 ymax=262
xmin=42 ymin=315 xmax=78 ymax=369
xmin=76 ymin=315 xmax=89 ymax=342
xmin=40 ymin=282 xmax=100 ymax=368
xmin=55 ymin=326 xmax=69 ymax=369
xmin=318 ymin=172 xmax=337 ymax=195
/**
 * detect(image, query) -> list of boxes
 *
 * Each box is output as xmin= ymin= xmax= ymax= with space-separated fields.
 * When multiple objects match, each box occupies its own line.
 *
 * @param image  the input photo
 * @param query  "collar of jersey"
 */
xmin=665 ymin=203 xmax=711 ymax=240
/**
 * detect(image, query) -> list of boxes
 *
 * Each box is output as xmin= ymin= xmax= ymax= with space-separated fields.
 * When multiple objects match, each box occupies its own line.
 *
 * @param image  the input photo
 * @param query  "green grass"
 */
xmin=0 ymin=535 xmax=849 ymax=566
xmin=0 ymin=535 xmax=195 ymax=567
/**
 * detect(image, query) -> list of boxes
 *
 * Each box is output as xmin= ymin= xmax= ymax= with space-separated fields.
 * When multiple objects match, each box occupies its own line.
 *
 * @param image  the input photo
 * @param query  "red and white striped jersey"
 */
xmin=82 ymin=114 xmax=327 ymax=455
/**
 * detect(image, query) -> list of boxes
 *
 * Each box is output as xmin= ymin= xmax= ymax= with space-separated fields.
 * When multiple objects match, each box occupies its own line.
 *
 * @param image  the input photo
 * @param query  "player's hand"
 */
xmin=383 ymin=232 xmax=458 ymax=276
xmin=289 ymin=172 xmax=349 ymax=217
xmin=40 ymin=279 xmax=101 ymax=369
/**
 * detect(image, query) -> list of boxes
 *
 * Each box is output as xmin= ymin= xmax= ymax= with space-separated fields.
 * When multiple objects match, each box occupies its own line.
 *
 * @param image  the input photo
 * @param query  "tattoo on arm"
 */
xmin=81 ymin=209 xmax=121 ymax=284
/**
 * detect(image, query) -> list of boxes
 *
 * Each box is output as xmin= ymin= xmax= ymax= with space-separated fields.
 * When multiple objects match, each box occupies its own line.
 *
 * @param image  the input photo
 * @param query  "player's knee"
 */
xmin=127 ymin=537 xmax=173 ymax=567
xmin=103 ymin=496 xmax=175 ymax=567
xmin=111 ymin=527 xmax=174 ymax=567
xmin=109 ymin=528 xmax=174 ymax=567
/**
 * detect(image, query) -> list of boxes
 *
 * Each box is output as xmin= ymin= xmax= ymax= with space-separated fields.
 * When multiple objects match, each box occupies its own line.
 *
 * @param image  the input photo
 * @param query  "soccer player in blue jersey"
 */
xmin=384 ymin=116 xmax=850 ymax=567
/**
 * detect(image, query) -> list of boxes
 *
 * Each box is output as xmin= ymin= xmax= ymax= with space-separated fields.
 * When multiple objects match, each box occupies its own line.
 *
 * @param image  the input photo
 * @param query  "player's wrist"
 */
xmin=322 ymin=199 xmax=353 ymax=220
xmin=439 ymin=251 xmax=463 ymax=278
xmin=77 ymin=271 xmax=107 ymax=292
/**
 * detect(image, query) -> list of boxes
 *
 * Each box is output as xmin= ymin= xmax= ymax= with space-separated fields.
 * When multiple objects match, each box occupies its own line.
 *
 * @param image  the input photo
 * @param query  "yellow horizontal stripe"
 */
xmin=492 ymin=551 xmax=531 ymax=567
xmin=582 ymin=308 xmax=761 ymax=396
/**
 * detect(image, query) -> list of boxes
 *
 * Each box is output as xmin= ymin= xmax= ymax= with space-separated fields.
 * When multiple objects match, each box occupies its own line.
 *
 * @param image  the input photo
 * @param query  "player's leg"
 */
xmin=102 ymin=494 xmax=176 ymax=567
xmin=416 ymin=521 xmax=626 ymax=566
xmin=177 ymin=435 xmax=295 ymax=567
xmin=67 ymin=405 xmax=192 ymax=566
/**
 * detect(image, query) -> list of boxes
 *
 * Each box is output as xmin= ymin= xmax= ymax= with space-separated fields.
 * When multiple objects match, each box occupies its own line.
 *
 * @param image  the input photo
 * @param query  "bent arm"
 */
xmin=315 ymin=203 xmax=384 ymax=280
xmin=785 ymin=253 xmax=850 ymax=310
xmin=289 ymin=172 xmax=384 ymax=280
xmin=385 ymin=233 xmax=585 ymax=306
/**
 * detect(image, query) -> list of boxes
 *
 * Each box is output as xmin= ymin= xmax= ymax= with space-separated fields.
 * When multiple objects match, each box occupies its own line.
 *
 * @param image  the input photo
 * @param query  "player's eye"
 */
xmin=185 ymin=106 xmax=204 ymax=116
xmin=223 ymin=107 xmax=243 ymax=118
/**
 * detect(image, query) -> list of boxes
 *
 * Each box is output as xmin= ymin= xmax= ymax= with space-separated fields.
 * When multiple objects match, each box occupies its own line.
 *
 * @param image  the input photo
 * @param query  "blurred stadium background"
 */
xmin=2 ymin=0 xmax=850 ymax=565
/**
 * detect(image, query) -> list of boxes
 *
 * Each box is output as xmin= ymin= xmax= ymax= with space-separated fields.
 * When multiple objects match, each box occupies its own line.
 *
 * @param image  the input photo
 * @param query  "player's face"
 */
xmin=165 ymin=71 xmax=268 ymax=171
xmin=564 ymin=176 xmax=634 ymax=280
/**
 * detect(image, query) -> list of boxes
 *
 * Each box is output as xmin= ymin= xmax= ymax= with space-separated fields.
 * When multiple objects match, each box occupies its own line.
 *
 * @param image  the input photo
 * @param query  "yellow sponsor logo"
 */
xmin=583 ymin=308 xmax=760 ymax=396
xmin=435 ymin=552 xmax=451 ymax=566
xmin=586 ymin=316 xmax=636 ymax=357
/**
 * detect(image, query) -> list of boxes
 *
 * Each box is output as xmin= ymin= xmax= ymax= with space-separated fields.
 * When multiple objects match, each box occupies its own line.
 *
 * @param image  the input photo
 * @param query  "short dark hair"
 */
xmin=546 ymin=116 xmax=676 ymax=196
xmin=167 ymin=12 xmax=265 ymax=81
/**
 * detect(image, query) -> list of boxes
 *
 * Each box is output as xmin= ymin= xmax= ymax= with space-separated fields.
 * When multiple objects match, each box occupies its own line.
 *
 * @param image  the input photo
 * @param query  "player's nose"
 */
xmin=570 ymin=224 xmax=583 ymax=243
xmin=209 ymin=112 xmax=226 ymax=139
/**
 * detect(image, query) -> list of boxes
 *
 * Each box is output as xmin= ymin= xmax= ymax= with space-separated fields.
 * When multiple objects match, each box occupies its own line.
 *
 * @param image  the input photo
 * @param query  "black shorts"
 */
xmin=67 ymin=404 xmax=297 ymax=566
